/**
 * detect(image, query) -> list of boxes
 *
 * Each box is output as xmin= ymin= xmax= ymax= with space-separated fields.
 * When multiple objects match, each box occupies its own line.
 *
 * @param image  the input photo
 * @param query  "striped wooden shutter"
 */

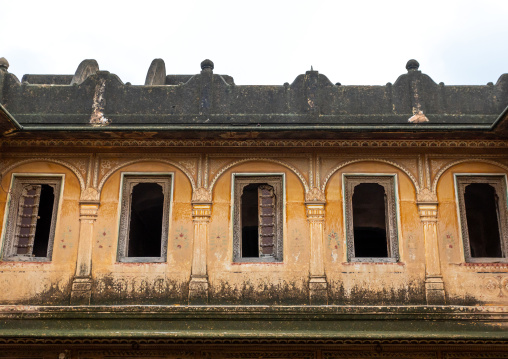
xmin=258 ymin=185 xmax=276 ymax=257
xmin=14 ymin=185 xmax=41 ymax=256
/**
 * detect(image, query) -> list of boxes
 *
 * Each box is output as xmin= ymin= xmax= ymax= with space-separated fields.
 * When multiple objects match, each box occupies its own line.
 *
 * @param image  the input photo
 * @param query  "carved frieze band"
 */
xmin=3 ymin=139 xmax=508 ymax=148
xmin=3 ymin=154 xmax=508 ymax=206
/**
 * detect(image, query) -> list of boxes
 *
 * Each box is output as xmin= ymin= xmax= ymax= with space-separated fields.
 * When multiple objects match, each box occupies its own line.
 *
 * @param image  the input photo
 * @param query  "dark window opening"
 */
xmin=15 ymin=184 xmax=55 ymax=257
xmin=241 ymin=184 xmax=259 ymax=257
xmin=464 ymin=183 xmax=503 ymax=258
xmin=127 ymin=183 xmax=164 ymax=257
xmin=5 ymin=177 xmax=60 ymax=261
xmin=32 ymin=185 xmax=55 ymax=257
xmin=352 ymin=183 xmax=389 ymax=258
xmin=233 ymin=175 xmax=283 ymax=263
xmin=240 ymin=183 xmax=277 ymax=259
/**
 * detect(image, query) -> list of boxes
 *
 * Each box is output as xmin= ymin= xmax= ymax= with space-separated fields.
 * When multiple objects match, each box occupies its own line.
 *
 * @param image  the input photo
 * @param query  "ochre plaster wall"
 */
xmin=324 ymin=161 xmax=425 ymax=304
xmin=93 ymin=161 xmax=192 ymax=304
xmin=208 ymin=161 xmax=308 ymax=304
xmin=0 ymin=162 xmax=80 ymax=304
xmin=0 ymin=154 xmax=507 ymax=306
xmin=436 ymin=162 xmax=508 ymax=305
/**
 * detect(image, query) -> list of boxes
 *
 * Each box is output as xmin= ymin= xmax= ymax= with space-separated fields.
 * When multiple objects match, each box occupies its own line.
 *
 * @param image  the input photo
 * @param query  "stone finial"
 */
xmin=201 ymin=59 xmax=214 ymax=71
xmin=71 ymin=59 xmax=99 ymax=85
xmin=406 ymin=59 xmax=420 ymax=72
xmin=0 ymin=57 xmax=9 ymax=70
xmin=145 ymin=58 xmax=166 ymax=85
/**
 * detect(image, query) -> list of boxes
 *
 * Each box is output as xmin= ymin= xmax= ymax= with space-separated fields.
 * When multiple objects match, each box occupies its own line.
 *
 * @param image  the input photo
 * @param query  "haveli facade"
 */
xmin=0 ymin=57 xmax=507 ymax=358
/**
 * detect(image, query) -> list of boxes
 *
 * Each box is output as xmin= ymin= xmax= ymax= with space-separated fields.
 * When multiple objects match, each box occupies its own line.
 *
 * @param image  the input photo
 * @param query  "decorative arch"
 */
xmin=98 ymin=158 xmax=197 ymax=193
xmin=208 ymin=158 xmax=309 ymax=193
xmin=0 ymin=158 xmax=86 ymax=192
xmin=321 ymin=158 xmax=420 ymax=194
xmin=432 ymin=158 xmax=508 ymax=193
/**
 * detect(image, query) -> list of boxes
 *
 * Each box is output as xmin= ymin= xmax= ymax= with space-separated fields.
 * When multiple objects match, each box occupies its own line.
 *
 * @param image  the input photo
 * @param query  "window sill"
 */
xmin=232 ymin=261 xmax=284 ymax=265
xmin=455 ymin=262 xmax=508 ymax=270
xmin=1 ymin=257 xmax=52 ymax=263
xmin=116 ymin=258 xmax=166 ymax=264
xmin=343 ymin=261 xmax=405 ymax=266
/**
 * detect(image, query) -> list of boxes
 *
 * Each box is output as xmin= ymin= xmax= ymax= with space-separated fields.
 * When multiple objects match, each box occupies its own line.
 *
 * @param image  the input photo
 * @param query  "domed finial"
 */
xmin=0 ymin=57 xmax=9 ymax=70
xmin=406 ymin=59 xmax=420 ymax=72
xmin=201 ymin=59 xmax=214 ymax=71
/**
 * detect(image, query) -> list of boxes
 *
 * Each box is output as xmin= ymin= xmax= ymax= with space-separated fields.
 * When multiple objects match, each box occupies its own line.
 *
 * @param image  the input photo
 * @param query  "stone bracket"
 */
xmin=309 ymin=276 xmax=328 ymax=305
xmin=70 ymin=276 xmax=93 ymax=305
xmin=188 ymin=275 xmax=209 ymax=304
xmin=425 ymin=275 xmax=446 ymax=305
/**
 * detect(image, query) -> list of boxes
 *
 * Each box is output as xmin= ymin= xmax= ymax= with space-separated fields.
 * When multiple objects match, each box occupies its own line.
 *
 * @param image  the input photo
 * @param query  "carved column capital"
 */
xmin=305 ymin=187 xmax=326 ymax=202
xmin=192 ymin=202 xmax=212 ymax=223
xmin=192 ymin=187 xmax=212 ymax=202
xmin=79 ymin=203 xmax=100 ymax=223
xmin=305 ymin=202 xmax=325 ymax=223
xmin=417 ymin=188 xmax=438 ymax=222
xmin=417 ymin=203 xmax=438 ymax=223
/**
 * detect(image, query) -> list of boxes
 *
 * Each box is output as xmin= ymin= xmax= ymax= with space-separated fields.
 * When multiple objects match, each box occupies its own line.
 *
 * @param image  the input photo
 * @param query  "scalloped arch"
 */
xmin=97 ymin=158 xmax=196 ymax=193
xmin=208 ymin=158 xmax=309 ymax=192
xmin=0 ymin=158 xmax=86 ymax=192
xmin=432 ymin=159 xmax=508 ymax=193
xmin=321 ymin=158 xmax=420 ymax=193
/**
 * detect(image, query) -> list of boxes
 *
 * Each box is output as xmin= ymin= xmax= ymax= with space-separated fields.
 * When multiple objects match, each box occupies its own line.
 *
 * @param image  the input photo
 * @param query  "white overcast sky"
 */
xmin=1 ymin=0 xmax=507 ymax=86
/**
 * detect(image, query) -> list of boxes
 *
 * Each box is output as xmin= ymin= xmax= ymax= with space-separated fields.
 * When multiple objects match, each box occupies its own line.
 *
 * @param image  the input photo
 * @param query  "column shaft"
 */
xmin=70 ymin=201 xmax=99 ymax=305
xmin=189 ymin=202 xmax=211 ymax=304
xmin=306 ymin=201 xmax=327 ymax=304
xmin=418 ymin=202 xmax=446 ymax=304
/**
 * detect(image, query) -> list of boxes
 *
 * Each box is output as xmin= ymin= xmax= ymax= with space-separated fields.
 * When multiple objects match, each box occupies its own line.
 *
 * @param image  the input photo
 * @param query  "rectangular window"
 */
xmin=2 ymin=176 xmax=62 ymax=261
xmin=344 ymin=175 xmax=399 ymax=262
xmin=117 ymin=175 xmax=172 ymax=262
xmin=456 ymin=175 xmax=508 ymax=263
xmin=233 ymin=175 xmax=283 ymax=262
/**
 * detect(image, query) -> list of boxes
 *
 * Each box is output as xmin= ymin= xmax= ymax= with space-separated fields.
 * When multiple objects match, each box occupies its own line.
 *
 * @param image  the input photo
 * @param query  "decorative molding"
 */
xmin=416 ymin=188 xmax=438 ymax=203
xmin=98 ymin=158 xmax=196 ymax=192
xmin=432 ymin=159 xmax=508 ymax=193
xmin=3 ymin=139 xmax=508 ymax=148
xmin=202 ymin=351 xmax=315 ymax=359
xmin=343 ymin=175 xmax=400 ymax=263
xmin=192 ymin=187 xmax=212 ymax=203
xmin=322 ymin=158 xmax=420 ymax=194
xmin=324 ymin=352 xmax=436 ymax=359
xmin=305 ymin=187 xmax=326 ymax=202
xmin=455 ymin=175 xmax=508 ymax=263
xmin=0 ymin=157 xmax=86 ymax=192
xmin=0 ymin=338 xmax=507 ymax=346
xmin=80 ymin=187 xmax=100 ymax=202
xmin=232 ymin=175 xmax=284 ymax=262
xmin=209 ymin=157 xmax=309 ymax=192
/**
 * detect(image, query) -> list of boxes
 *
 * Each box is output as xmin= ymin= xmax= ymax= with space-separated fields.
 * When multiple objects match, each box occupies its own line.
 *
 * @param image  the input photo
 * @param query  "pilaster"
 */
xmin=189 ymin=188 xmax=212 ymax=304
xmin=70 ymin=188 xmax=100 ymax=305
xmin=417 ymin=189 xmax=446 ymax=304
xmin=305 ymin=188 xmax=328 ymax=304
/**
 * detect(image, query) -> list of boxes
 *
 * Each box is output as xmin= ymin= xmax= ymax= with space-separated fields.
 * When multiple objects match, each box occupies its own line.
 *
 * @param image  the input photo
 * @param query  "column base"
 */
xmin=425 ymin=275 xmax=446 ymax=305
xmin=70 ymin=276 xmax=93 ymax=305
xmin=309 ymin=276 xmax=328 ymax=305
xmin=189 ymin=275 xmax=209 ymax=304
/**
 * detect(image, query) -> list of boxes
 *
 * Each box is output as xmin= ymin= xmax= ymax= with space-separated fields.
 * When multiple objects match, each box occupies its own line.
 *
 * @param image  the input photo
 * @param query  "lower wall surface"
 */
xmin=1 ymin=343 xmax=507 ymax=359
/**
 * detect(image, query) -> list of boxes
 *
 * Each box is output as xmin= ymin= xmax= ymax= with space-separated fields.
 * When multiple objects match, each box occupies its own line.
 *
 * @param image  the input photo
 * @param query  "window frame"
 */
xmin=454 ymin=174 xmax=508 ymax=263
xmin=231 ymin=173 xmax=285 ymax=263
xmin=116 ymin=173 xmax=173 ymax=263
xmin=342 ymin=174 xmax=400 ymax=263
xmin=1 ymin=174 xmax=64 ymax=262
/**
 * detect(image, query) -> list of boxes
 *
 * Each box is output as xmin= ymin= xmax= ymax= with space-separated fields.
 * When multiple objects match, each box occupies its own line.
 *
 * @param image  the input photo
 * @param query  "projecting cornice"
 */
xmin=0 ymin=58 xmax=507 ymax=139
